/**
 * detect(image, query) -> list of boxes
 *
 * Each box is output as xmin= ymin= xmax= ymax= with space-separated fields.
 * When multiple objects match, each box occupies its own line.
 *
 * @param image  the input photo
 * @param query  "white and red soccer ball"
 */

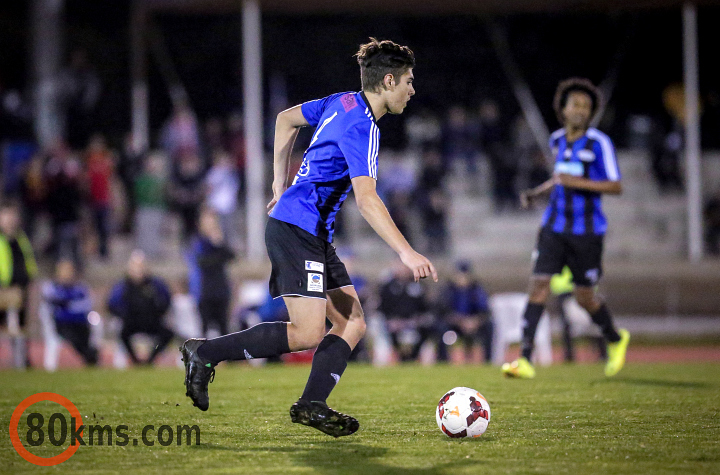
xmin=436 ymin=387 xmax=491 ymax=438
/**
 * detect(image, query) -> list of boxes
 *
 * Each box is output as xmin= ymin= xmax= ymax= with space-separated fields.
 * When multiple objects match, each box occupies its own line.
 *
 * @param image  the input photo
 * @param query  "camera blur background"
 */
xmin=1 ymin=0 xmax=719 ymax=370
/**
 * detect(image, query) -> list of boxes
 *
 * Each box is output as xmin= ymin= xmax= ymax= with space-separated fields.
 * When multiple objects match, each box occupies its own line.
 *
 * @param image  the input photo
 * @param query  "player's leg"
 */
xmin=503 ymin=228 xmax=563 ymax=378
xmin=568 ymin=235 xmax=629 ymax=376
xmin=290 ymin=287 xmax=362 ymax=437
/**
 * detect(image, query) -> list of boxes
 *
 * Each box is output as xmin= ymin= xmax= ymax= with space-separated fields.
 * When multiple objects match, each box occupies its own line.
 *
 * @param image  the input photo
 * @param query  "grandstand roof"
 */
xmin=144 ymin=0 xmax=717 ymax=15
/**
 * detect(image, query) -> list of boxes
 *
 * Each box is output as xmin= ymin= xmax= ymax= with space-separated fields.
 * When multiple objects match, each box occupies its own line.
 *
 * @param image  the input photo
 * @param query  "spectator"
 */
xmin=416 ymin=148 xmax=447 ymax=192
xmin=187 ymin=209 xmax=235 ymax=336
xmin=57 ymin=50 xmax=101 ymax=149
xmin=704 ymin=191 xmax=720 ymax=255
xmin=439 ymin=261 xmax=493 ymax=364
xmin=85 ymin=134 xmax=115 ymax=259
xmin=134 ymin=153 xmax=166 ymax=258
xmin=418 ymin=188 xmax=449 ymax=255
xmin=18 ymin=153 xmax=47 ymax=241
xmin=118 ymin=132 xmax=145 ymax=234
xmin=205 ymin=151 xmax=240 ymax=247
xmin=41 ymin=259 xmax=98 ymax=365
xmin=226 ymin=112 xmax=246 ymax=197
xmin=479 ymin=99 xmax=516 ymax=212
xmin=44 ymin=141 xmax=83 ymax=267
xmin=168 ymin=150 xmax=206 ymax=241
xmin=441 ymin=105 xmax=477 ymax=174
xmin=170 ymin=278 xmax=202 ymax=341
xmin=107 ymin=251 xmax=174 ymax=365
xmin=378 ymin=262 xmax=437 ymax=362
xmin=161 ymin=101 xmax=200 ymax=162
xmin=0 ymin=201 xmax=38 ymax=368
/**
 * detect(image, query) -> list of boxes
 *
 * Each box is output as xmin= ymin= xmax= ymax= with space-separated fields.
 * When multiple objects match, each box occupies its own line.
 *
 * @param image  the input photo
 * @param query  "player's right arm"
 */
xmin=267 ymin=105 xmax=308 ymax=213
xmin=352 ymin=176 xmax=438 ymax=283
xmin=520 ymin=176 xmax=557 ymax=209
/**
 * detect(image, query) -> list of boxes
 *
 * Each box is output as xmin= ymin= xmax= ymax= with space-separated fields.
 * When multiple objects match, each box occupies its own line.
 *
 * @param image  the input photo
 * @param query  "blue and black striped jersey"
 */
xmin=270 ymin=91 xmax=379 ymax=242
xmin=541 ymin=127 xmax=620 ymax=236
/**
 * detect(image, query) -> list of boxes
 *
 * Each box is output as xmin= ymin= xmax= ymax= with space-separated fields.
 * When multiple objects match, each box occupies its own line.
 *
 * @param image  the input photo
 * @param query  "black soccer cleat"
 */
xmin=289 ymin=399 xmax=359 ymax=437
xmin=180 ymin=339 xmax=215 ymax=411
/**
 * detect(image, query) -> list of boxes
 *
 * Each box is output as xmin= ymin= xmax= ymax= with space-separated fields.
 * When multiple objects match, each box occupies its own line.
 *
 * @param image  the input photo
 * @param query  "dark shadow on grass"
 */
xmin=290 ymin=440 xmax=481 ymax=475
xmin=590 ymin=377 xmax=713 ymax=389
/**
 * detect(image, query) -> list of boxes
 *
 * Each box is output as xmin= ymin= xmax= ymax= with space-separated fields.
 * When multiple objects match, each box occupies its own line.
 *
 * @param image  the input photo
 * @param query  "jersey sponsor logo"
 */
xmin=341 ymin=93 xmax=358 ymax=112
xmin=555 ymin=161 xmax=584 ymax=177
xmin=305 ymin=260 xmax=325 ymax=273
xmin=577 ymin=149 xmax=596 ymax=162
xmin=330 ymin=373 xmax=341 ymax=384
xmin=307 ymin=273 xmax=323 ymax=293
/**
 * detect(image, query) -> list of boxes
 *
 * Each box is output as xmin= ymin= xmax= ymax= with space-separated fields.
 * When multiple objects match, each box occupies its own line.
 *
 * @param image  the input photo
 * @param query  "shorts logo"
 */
xmin=307 ymin=273 xmax=323 ymax=293
xmin=585 ymin=268 xmax=599 ymax=285
xmin=305 ymin=260 xmax=325 ymax=273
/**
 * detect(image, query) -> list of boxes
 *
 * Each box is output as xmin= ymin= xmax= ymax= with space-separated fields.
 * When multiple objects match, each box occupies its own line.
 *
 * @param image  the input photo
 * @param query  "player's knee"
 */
xmin=352 ymin=315 xmax=367 ymax=339
xmin=528 ymin=279 xmax=551 ymax=303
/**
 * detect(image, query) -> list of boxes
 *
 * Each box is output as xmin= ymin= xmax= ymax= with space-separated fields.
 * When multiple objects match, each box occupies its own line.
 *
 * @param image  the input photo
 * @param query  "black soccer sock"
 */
xmin=197 ymin=322 xmax=290 ymax=364
xmin=590 ymin=304 xmax=621 ymax=343
xmin=300 ymin=334 xmax=352 ymax=403
xmin=520 ymin=303 xmax=545 ymax=360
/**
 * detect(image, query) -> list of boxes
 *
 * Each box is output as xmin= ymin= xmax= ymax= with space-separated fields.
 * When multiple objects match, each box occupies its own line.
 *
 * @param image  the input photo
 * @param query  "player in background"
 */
xmin=181 ymin=38 xmax=438 ymax=437
xmin=502 ymin=78 xmax=630 ymax=379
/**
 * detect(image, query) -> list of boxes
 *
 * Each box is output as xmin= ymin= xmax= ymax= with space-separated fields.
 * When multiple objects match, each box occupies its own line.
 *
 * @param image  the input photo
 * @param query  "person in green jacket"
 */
xmin=0 ymin=201 xmax=38 ymax=368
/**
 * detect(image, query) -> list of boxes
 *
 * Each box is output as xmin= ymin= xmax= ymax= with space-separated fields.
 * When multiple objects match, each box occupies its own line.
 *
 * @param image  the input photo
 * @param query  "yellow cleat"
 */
xmin=605 ymin=328 xmax=630 ymax=377
xmin=502 ymin=357 xmax=536 ymax=379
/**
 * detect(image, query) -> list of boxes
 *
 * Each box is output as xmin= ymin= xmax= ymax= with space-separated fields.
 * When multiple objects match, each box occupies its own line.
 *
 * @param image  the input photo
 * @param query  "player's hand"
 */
xmin=399 ymin=249 xmax=439 ymax=283
xmin=266 ymin=182 xmax=286 ymax=214
xmin=519 ymin=190 xmax=533 ymax=209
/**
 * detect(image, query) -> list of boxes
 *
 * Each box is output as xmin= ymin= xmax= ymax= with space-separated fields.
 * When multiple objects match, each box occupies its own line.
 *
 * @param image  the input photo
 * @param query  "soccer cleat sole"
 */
xmin=289 ymin=403 xmax=359 ymax=438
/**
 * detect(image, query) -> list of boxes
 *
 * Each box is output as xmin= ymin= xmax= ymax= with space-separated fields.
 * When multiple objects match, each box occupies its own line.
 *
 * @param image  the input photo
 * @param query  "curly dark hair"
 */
xmin=552 ymin=77 xmax=602 ymax=125
xmin=355 ymin=38 xmax=415 ymax=93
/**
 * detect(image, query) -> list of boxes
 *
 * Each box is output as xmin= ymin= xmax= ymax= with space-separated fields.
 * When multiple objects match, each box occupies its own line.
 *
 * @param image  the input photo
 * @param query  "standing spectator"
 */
xmin=168 ymin=150 xmax=206 ymax=241
xmin=187 ymin=209 xmax=235 ymax=336
xmin=378 ymin=263 xmax=437 ymax=362
xmin=57 ymin=50 xmax=101 ymax=149
xmin=118 ymin=133 xmax=145 ymax=234
xmin=44 ymin=142 xmax=83 ymax=266
xmin=18 ymin=153 xmax=47 ymax=241
xmin=704 ymin=191 xmax=720 ymax=256
xmin=226 ymin=112 xmax=246 ymax=198
xmin=0 ymin=201 xmax=38 ymax=368
xmin=441 ymin=105 xmax=477 ymax=174
xmin=85 ymin=134 xmax=114 ymax=259
xmin=41 ymin=259 xmax=98 ymax=366
xmin=479 ymin=99 xmax=516 ymax=212
xmin=134 ymin=153 xmax=166 ymax=258
xmin=107 ymin=251 xmax=174 ymax=365
xmin=161 ymin=101 xmax=200 ymax=162
xmin=440 ymin=261 xmax=493 ymax=364
xmin=418 ymin=189 xmax=449 ymax=255
xmin=205 ymin=151 xmax=240 ymax=247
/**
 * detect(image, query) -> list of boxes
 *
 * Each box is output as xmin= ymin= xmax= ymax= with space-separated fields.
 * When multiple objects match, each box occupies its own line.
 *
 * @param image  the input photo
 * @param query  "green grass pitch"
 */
xmin=1 ymin=362 xmax=719 ymax=474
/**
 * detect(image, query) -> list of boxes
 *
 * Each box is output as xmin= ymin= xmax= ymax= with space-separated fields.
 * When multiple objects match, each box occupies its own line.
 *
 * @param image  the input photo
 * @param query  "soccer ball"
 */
xmin=436 ymin=387 xmax=491 ymax=438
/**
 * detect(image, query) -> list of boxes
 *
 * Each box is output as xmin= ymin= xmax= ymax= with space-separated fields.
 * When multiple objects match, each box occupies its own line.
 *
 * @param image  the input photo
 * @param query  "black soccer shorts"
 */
xmin=532 ymin=226 xmax=604 ymax=287
xmin=265 ymin=217 xmax=353 ymax=299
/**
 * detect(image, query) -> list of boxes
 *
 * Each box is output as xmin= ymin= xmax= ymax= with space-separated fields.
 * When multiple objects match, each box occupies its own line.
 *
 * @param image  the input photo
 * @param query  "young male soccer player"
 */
xmin=181 ymin=38 xmax=438 ymax=437
xmin=502 ymin=78 xmax=630 ymax=379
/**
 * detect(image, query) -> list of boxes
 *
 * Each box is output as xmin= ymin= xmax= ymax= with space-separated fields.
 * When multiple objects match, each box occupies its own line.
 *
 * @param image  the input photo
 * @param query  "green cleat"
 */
xmin=502 ymin=357 xmax=536 ymax=379
xmin=605 ymin=328 xmax=630 ymax=377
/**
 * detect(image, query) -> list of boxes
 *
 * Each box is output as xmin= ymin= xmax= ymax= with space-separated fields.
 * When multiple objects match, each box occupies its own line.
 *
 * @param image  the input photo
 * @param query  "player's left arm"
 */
xmin=267 ymin=105 xmax=309 ymax=212
xmin=554 ymin=174 xmax=622 ymax=195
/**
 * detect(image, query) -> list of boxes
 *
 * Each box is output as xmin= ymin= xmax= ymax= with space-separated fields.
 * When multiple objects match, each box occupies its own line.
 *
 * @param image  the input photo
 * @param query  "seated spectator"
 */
xmin=41 ymin=259 xmax=98 ymax=365
xmin=187 ymin=208 xmax=235 ymax=337
xmin=439 ymin=261 xmax=493 ymax=364
xmin=378 ymin=262 xmax=437 ymax=362
xmin=107 ymin=250 xmax=174 ymax=365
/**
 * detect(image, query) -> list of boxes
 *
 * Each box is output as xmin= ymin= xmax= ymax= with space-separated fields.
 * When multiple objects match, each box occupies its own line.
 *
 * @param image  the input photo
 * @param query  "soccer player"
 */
xmin=502 ymin=78 xmax=630 ymax=379
xmin=181 ymin=38 xmax=437 ymax=437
